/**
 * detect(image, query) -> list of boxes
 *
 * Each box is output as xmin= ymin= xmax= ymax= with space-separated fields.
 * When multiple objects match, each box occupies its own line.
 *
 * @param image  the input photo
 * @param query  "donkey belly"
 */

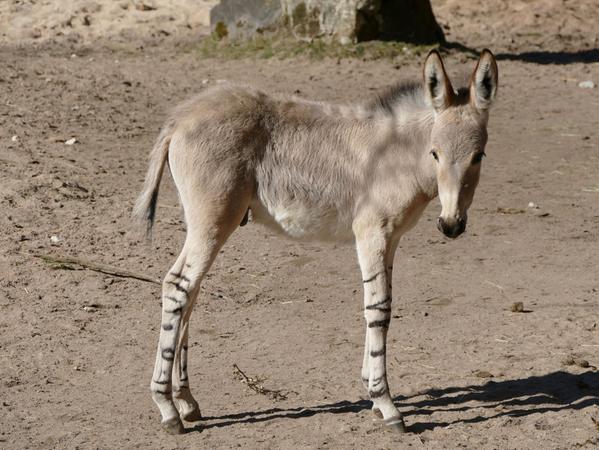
xmin=250 ymin=197 xmax=354 ymax=242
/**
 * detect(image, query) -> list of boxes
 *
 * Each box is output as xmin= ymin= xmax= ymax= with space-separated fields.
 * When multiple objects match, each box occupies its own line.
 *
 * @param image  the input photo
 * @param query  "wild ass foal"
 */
xmin=134 ymin=49 xmax=498 ymax=434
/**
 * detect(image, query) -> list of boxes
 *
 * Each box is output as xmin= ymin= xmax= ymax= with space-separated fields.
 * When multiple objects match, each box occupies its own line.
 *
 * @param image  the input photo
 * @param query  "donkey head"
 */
xmin=424 ymin=49 xmax=498 ymax=238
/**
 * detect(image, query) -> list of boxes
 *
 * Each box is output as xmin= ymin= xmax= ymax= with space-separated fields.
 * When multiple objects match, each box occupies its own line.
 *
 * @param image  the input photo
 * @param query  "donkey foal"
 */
xmin=134 ymin=50 xmax=498 ymax=434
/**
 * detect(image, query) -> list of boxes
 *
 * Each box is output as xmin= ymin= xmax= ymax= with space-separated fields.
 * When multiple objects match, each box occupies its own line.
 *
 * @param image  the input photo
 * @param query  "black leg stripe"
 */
xmin=161 ymin=348 xmax=175 ymax=361
xmin=366 ymin=306 xmax=391 ymax=312
xmin=369 ymin=387 xmax=388 ymax=398
xmin=166 ymin=281 xmax=188 ymax=294
xmin=365 ymin=297 xmax=391 ymax=310
xmin=165 ymin=306 xmax=182 ymax=315
xmin=164 ymin=295 xmax=183 ymax=304
xmin=370 ymin=375 xmax=383 ymax=387
xmin=153 ymin=379 xmax=169 ymax=385
xmin=162 ymin=323 xmax=174 ymax=331
xmin=370 ymin=347 xmax=386 ymax=357
xmin=368 ymin=318 xmax=390 ymax=328
xmin=363 ymin=271 xmax=383 ymax=284
xmin=169 ymin=272 xmax=190 ymax=283
xmin=152 ymin=388 xmax=171 ymax=395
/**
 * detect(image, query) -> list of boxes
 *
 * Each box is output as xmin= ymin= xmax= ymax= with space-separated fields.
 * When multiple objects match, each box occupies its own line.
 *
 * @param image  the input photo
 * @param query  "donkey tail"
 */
xmin=133 ymin=121 xmax=174 ymax=236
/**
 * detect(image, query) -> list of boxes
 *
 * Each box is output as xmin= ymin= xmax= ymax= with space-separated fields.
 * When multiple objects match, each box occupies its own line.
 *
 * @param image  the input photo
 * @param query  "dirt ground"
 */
xmin=1 ymin=1 xmax=598 ymax=449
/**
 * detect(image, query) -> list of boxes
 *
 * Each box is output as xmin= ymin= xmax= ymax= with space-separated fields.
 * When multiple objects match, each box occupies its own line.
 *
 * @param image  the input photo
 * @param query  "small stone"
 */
xmin=202 ymin=79 xmax=209 ymax=85
xmin=11 ymin=135 xmax=18 ymax=142
xmin=528 ymin=202 xmax=537 ymax=209
xmin=50 ymin=235 xmax=61 ymax=244
xmin=511 ymin=302 xmax=524 ymax=313
xmin=65 ymin=138 xmax=78 ymax=145
xmin=575 ymin=358 xmax=590 ymax=368
xmin=578 ymin=80 xmax=595 ymax=89
xmin=474 ymin=370 xmax=493 ymax=378
xmin=562 ymin=354 xmax=590 ymax=368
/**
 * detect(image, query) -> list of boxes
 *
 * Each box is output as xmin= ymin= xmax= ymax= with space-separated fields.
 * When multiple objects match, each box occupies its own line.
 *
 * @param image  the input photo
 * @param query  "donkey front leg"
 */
xmin=356 ymin=231 xmax=405 ymax=432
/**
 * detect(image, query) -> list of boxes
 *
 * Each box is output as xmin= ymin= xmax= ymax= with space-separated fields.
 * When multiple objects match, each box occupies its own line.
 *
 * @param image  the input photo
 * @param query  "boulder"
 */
xmin=210 ymin=0 xmax=283 ymax=40
xmin=210 ymin=0 xmax=444 ymax=44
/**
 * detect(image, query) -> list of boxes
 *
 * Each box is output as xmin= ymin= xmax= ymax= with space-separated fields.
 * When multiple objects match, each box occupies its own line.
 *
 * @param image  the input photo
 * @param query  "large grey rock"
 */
xmin=210 ymin=0 xmax=283 ymax=40
xmin=210 ymin=0 xmax=444 ymax=44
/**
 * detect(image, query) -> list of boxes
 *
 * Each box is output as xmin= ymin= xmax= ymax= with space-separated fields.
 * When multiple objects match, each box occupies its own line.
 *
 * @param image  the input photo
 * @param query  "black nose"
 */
xmin=437 ymin=217 xmax=466 ymax=239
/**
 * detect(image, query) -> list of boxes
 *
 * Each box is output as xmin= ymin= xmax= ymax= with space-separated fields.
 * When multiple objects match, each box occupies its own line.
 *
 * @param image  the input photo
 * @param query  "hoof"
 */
xmin=180 ymin=408 xmax=202 ymax=422
xmin=384 ymin=416 xmax=407 ymax=433
xmin=162 ymin=417 xmax=185 ymax=435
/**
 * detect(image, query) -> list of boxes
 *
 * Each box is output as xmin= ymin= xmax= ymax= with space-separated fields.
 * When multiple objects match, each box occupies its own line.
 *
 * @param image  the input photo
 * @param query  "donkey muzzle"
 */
xmin=437 ymin=216 xmax=466 ymax=239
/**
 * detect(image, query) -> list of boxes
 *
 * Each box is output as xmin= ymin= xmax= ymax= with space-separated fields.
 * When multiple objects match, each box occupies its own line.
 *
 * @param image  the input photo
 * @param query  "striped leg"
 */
xmin=172 ymin=317 xmax=202 ymax=422
xmin=150 ymin=233 xmax=225 ymax=434
xmin=150 ymin=253 xmax=200 ymax=434
xmin=149 ymin=186 xmax=251 ymax=433
xmin=356 ymin=233 xmax=405 ymax=432
xmin=362 ymin=235 xmax=399 ymax=389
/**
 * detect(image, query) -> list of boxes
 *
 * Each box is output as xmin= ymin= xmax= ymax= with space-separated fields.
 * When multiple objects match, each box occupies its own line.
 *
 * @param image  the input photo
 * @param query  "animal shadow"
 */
xmin=191 ymin=370 xmax=599 ymax=433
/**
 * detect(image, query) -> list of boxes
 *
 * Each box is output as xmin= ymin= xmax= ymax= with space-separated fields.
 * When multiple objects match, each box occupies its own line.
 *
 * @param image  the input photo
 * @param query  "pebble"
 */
xmin=528 ymin=202 xmax=537 ymax=209
xmin=511 ymin=302 xmax=524 ymax=313
xmin=50 ymin=235 xmax=61 ymax=244
xmin=562 ymin=355 xmax=590 ymax=368
xmin=11 ymin=135 xmax=18 ymax=142
xmin=474 ymin=370 xmax=494 ymax=378
xmin=578 ymin=80 xmax=595 ymax=89
xmin=65 ymin=138 xmax=78 ymax=145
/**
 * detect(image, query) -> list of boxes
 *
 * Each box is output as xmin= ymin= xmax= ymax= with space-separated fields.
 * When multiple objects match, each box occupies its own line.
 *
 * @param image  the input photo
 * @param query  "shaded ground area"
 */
xmin=1 ymin=1 xmax=598 ymax=449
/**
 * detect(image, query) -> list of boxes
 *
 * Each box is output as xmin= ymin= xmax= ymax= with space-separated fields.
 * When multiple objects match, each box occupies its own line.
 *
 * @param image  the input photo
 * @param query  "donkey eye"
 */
xmin=430 ymin=149 xmax=439 ymax=161
xmin=472 ymin=152 xmax=486 ymax=164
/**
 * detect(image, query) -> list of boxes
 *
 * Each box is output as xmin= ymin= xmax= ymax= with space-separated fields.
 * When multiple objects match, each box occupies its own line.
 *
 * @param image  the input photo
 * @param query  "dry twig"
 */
xmin=29 ymin=252 xmax=161 ymax=284
xmin=232 ymin=364 xmax=288 ymax=401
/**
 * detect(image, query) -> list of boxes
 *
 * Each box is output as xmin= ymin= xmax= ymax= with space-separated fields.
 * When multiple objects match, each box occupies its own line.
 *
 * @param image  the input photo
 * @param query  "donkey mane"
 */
xmin=368 ymin=80 xmax=471 ymax=115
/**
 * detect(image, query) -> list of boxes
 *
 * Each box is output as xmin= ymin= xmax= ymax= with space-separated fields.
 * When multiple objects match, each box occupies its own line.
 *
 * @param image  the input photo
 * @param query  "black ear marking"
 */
xmin=423 ymin=50 xmax=455 ymax=112
xmin=470 ymin=49 xmax=498 ymax=110
xmin=428 ymin=74 xmax=439 ymax=98
xmin=480 ymin=71 xmax=493 ymax=100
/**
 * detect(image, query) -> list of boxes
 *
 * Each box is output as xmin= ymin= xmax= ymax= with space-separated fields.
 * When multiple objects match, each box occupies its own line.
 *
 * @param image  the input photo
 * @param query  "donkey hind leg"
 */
xmin=172 ymin=319 xmax=201 ymax=422
xmin=150 ymin=196 xmax=249 ymax=434
xmin=356 ymin=233 xmax=405 ymax=432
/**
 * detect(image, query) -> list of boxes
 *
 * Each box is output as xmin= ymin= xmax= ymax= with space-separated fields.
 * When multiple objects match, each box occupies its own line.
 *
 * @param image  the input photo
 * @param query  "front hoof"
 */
xmin=384 ymin=416 xmax=407 ymax=433
xmin=180 ymin=407 xmax=202 ymax=422
xmin=162 ymin=417 xmax=185 ymax=435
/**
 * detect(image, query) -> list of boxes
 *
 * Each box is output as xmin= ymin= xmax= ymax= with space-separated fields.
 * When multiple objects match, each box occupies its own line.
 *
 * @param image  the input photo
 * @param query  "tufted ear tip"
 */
xmin=470 ymin=49 xmax=498 ymax=111
xmin=423 ymin=50 xmax=455 ymax=112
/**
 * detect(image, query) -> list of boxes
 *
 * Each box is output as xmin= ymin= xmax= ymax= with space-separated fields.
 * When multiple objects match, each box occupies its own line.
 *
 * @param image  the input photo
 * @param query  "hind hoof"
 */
xmin=384 ymin=416 xmax=407 ymax=433
xmin=162 ymin=417 xmax=185 ymax=435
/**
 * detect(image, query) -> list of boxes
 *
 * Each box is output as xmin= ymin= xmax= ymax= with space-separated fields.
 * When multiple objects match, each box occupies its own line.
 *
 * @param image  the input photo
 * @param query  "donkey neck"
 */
xmin=364 ymin=93 xmax=439 ymax=203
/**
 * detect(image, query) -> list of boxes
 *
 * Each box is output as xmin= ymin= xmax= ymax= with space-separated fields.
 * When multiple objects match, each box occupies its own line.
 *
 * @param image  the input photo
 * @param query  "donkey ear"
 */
xmin=423 ymin=50 xmax=455 ymax=112
xmin=470 ymin=49 xmax=498 ymax=111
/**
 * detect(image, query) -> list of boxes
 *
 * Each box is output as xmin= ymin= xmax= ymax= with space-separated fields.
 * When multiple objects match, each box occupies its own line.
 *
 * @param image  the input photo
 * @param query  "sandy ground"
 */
xmin=1 ymin=1 xmax=599 ymax=449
